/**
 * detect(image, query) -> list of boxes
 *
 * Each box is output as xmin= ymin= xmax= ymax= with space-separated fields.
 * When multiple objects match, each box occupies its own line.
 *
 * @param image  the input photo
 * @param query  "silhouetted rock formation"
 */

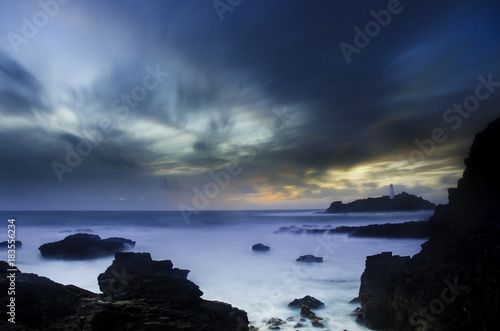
xmin=274 ymin=220 xmax=431 ymax=238
xmin=39 ymin=233 xmax=135 ymax=259
xmin=355 ymin=117 xmax=500 ymax=330
xmin=325 ymin=192 xmax=436 ymax=213
xmin=0 ymin=253 xmax=248 ymax=330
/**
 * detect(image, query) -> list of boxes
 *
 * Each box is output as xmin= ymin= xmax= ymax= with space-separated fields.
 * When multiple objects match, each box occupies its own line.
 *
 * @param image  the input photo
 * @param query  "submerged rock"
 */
xmin=39 ymin=233 xmax=135 ymax=259
xmin=252 ymin=243 xmax=271 ymax=251
xmin=296 ymin=255 xmax=323 ymax=263
xmin=288 ymin=295 xmax=324 ymax=309
xmin=300 ymin=305 xmax=320 ymax=319
xmin=267 ymin=317 xmax=286 ymax=329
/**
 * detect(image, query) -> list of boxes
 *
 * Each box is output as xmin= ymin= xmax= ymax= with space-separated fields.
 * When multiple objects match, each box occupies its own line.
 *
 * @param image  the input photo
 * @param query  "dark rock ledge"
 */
xmin=0 ymin=252 xmax=248 ymax=330
xmin=275 ymin=220 xmax=431 ymax=238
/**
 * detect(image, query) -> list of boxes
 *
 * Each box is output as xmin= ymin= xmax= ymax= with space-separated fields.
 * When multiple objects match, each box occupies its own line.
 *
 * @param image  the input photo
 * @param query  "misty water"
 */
xmin=2 ymin=210 xmax=432 ymax=330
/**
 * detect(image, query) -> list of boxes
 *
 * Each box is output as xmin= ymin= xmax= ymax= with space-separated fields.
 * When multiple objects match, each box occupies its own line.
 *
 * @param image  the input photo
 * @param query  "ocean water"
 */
xmin=1 ymin=210 xmax=433 ymax=330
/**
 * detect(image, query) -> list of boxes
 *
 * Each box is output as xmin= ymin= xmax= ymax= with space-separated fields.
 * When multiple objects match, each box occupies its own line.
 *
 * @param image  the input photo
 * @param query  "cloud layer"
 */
xmin=1 ymin=0 xmax=500 ymax=210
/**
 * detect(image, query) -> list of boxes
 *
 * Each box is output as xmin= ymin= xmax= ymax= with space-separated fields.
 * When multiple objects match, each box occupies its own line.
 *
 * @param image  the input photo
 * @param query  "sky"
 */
xmin=1 ymin=0 xmax=500 ymax=211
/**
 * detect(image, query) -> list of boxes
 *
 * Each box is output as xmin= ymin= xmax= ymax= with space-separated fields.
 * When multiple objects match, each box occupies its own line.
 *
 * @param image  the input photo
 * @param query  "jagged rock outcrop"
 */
xmin=355 ymin=117 xmax=500 ymax=330
xmin=39 ymin=233 xmax=135 ymax=259
xmin=0 ymin=253 xmax=248 ymax=330
xmin=325 ymin=192 xmax=436 ymax=213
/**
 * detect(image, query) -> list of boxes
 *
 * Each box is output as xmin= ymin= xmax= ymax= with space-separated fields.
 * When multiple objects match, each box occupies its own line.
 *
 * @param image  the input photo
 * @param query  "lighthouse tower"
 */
xmin=389 ymin=184 xmax=395 ymax=199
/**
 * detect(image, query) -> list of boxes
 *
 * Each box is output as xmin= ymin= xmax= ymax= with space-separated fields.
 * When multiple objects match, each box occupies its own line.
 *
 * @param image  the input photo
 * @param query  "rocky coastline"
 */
xmin=0 ymin=252 xmax=248 ymax=330
xmin=354 ymin=117 xmax=500 ymax=330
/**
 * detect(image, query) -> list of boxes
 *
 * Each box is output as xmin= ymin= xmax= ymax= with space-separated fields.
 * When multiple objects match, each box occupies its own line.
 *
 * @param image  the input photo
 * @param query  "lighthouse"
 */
xmin=389 ymin=184 xmax=394 ymax=199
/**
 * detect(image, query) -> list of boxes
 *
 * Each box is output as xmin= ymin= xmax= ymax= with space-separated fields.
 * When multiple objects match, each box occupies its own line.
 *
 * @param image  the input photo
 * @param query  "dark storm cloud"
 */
xmin=0 ymin=51 xmax=46 ymax=115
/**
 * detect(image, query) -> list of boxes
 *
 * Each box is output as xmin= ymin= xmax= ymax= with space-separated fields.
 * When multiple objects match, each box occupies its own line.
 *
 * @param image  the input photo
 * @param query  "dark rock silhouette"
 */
xmin=325 ymin=191 xmax=436 ymax=213
xmin=252 ymin=243 xmax=271 ymax=251
xmin=355 ymin=117 xmax=500 ymax=330
xmin=296 ymin=255 xmax=323 ymax=263
xmin=288 ymin=295 xmax=325 ymax=309
xmin=0 ymin=253 xmax=248 ymax=330
xmin=39 ymin=233 xmax=135 ymax=259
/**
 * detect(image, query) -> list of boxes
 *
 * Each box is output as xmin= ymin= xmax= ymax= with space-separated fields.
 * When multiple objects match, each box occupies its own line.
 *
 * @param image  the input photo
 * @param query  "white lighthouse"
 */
xmin=389 ymin=184 xmax=395 ymax=199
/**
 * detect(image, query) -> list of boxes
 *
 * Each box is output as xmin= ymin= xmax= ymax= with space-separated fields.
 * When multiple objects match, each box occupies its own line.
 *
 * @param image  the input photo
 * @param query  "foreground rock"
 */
xmin=39 ymin=233 xmax=135 ymax=259
xmin=275 ymin=220 xmax=431 ymax=238
xmin=325 ymin=191 xmax=436 ymax=213
xmin=0 ymin=261 xmax=96 ymax=330
xmin=296 ymin=255 xmax=323 ymax=263
xmin=252 ymin=243 xmax=271 ymax=251
xmin=355 ymin=117 xmax=500 ymax=330
xmin=288 ymin=295 xmax=324 ymax=309
xmin=0 ymin=252 xmax=248 ymax=330
xmin=356 ymin=252 xmax=411 ymax=329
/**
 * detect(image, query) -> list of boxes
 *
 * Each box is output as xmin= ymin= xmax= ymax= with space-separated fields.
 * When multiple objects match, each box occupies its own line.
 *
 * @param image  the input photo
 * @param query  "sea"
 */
xmin=0 ymin=210 xmax=433 ymax=330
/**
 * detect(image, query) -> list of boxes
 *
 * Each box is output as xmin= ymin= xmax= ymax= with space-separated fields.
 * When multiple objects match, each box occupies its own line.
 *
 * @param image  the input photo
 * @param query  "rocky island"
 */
xmin=355 ymin=117 xmax=500 ymax=330
xmin=325 ymin=191 xmax=436 ymax=213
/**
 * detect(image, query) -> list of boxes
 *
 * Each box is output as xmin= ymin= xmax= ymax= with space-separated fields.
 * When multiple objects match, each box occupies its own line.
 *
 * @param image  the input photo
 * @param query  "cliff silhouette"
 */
xmin=355 ymin=117 xmax=500 ymax=330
